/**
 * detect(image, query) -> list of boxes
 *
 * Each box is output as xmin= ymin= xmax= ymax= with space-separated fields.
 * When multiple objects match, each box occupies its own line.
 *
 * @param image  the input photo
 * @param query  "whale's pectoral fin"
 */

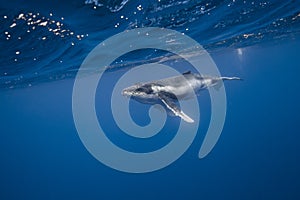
xmin=158 ymin=92 xmax=194 ymax=123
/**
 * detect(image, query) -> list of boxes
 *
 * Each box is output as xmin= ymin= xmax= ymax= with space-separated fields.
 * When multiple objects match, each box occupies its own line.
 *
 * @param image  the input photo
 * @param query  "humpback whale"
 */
xmin=122 ymin=71 xmax=241 ymax=123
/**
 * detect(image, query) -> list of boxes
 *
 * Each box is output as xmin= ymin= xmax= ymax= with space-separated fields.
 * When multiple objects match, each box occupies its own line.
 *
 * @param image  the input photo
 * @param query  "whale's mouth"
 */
xmin=122 ymin=84 xmax=143 ymax=97
xmin=122 ymin=89 xmax=133 ymax=97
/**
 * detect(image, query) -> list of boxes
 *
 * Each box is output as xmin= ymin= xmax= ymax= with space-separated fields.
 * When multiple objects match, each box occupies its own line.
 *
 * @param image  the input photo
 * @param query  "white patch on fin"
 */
xmin=159 ymin=92 xmax=194 ymax=123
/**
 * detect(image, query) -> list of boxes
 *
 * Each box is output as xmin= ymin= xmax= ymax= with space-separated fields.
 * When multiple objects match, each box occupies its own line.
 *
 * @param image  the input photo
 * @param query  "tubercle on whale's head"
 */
xmin=121 ymin=89 xmax=131 ymax=97
xmin=122 ymin=86 xmax=136 ymax=97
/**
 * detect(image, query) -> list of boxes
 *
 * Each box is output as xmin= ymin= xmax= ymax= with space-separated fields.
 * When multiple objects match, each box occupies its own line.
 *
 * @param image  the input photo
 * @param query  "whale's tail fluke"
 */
xmin=212 ymin=76 xmax=242 ymax=91
xmin=221 ymin=77 xmax=243 ymax=81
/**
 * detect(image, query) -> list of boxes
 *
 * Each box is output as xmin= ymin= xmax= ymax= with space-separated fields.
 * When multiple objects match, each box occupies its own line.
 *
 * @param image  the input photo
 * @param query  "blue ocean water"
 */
xmin=1 ymin=0 xmax=300 ymax=199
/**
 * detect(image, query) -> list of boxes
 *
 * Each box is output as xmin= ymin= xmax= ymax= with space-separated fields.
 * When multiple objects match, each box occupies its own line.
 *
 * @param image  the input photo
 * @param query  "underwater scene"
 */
xmin=1 ymin=0 xmax=300 ymax=199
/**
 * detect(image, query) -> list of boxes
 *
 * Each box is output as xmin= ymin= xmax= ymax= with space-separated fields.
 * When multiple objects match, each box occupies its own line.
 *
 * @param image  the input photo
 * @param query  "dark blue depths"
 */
xmin=0 ymin=0 xmax=300 ymax=199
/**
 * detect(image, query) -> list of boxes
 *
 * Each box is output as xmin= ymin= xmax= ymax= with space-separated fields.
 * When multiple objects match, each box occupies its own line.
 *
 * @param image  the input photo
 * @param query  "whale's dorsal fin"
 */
xmin=182 ymin=71 xmax=191 ymax=75
xmin=158 ymin=92 xmax=194 ymax=123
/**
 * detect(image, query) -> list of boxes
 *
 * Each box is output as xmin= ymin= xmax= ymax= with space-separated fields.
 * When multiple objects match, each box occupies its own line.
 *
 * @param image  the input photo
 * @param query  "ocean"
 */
xmin=1 ymin=0 xmax=300 ymax=199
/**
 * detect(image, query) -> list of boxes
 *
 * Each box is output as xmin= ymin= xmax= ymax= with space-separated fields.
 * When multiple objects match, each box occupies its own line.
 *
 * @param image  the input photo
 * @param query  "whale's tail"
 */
xmin=212 ymin=76 xmax=242 ymax=91
xmin=221 ymin=77 xmax=242 ymax=81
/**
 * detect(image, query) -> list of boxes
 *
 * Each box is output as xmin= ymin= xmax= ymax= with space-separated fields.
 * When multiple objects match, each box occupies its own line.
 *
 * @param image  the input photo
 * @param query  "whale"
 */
xmin=122 ymin=71 xmax=241 ymax=123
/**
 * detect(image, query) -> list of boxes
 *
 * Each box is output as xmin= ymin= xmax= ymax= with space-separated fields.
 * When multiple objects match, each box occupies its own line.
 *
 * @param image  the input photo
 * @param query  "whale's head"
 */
xmin=122 ymin=83 xmax=157 ymax=100
xmin=122 ymin=84 xmax=140 ymax=97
